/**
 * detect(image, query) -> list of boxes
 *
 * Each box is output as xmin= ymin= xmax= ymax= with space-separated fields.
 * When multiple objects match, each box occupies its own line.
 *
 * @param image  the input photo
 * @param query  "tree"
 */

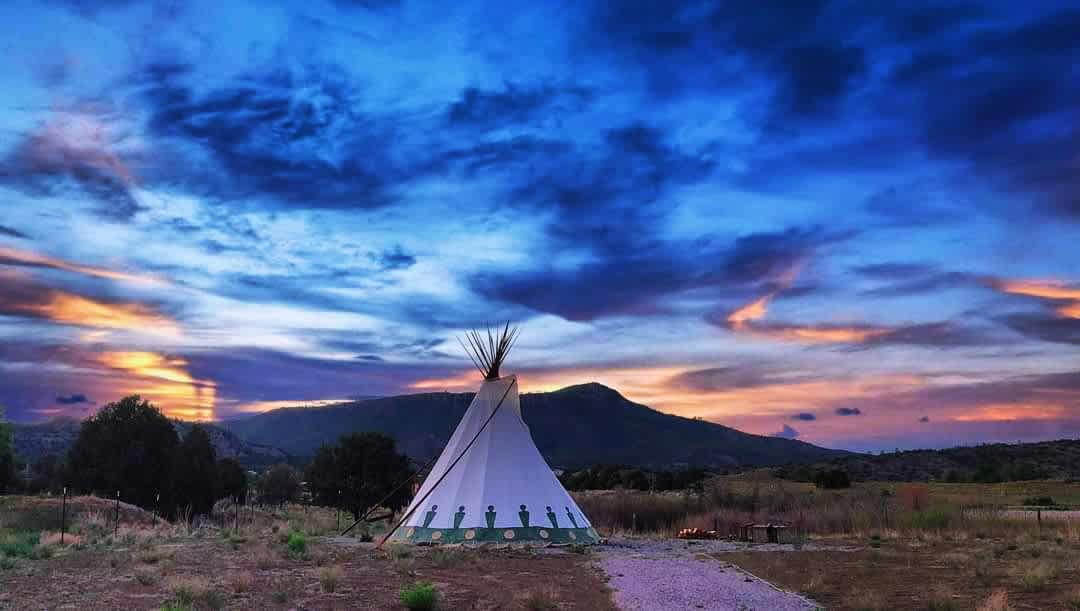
xmin=217 ymin=458 xmax=248 ymax=504
xmin=306 ymin=432 xmax=414 ymax=521
xmin=172 ymin=425 xmax=219 ymax=517
xmin=813 ymin=468 xmax=851 ymax=489
xmin=66 ymin=396 xmax=178 ymax=511
xmin=257 ymin=463 xmax=301 ymax=505
xmin=0 ymin=406 xmax=15 ymax=494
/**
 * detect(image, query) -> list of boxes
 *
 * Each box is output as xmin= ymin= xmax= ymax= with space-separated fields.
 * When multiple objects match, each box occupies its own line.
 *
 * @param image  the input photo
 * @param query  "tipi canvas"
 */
xmin=389 ymin=326 xmax=599 ymax=545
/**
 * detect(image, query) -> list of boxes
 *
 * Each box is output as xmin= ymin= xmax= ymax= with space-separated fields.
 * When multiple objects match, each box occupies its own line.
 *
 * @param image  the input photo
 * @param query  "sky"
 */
xmin=0 ymin=0 xmax=1078 ymax=453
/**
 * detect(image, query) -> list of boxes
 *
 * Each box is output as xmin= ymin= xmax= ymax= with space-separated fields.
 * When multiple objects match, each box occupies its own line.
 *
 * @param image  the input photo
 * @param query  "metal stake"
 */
xmin=60 ymin=487 xmax=67 ymax=545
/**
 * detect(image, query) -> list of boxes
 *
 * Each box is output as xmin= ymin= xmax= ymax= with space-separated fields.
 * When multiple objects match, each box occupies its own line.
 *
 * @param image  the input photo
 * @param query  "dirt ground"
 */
xmin=0 ymin=537 xmax=616 ymax=610
xmin=723 ymin=535 xmax=1080 ymax=610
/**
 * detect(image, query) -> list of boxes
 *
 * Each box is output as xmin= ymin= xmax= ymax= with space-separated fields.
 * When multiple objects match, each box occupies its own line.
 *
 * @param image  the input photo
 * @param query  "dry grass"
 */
xmin=848 ymin=587 xmax=887 ymax=610
xmin=976 ymin=590 xmax=1011 ymax=611
xmin=168 ymin=575 xmax=224 ymax=610
xmin=228 ymin=570 xmax=253 ymax=594
xmin=520 ymin=588 xmax=560 ymax=610
xmin=38 ymin=531 xmax=81 ymax=547
xmin=136 ymin=546 xmax=175 ymax=565
xmin=133 ymin=566 xmax=159 ymax=586
xmin=253 ymin=545 xmax=278 ymax=570
xmin=319 ymin=565 xmax=342 ymax=593
xmin=1018 ymin=560 xmax=1059 ymax=591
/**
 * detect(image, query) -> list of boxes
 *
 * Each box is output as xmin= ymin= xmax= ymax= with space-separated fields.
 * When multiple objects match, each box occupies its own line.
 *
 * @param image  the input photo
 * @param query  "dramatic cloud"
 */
xmin=0 ymin=1 xmax=1077 ymax=453
xmin=55 ymin=394 xmax=90 ymax=405
xmin=0 ymin=225 xmax=29 ymax=239
xmin=0 ymin=246 xmax=164 ymax=285
xmin=791 ymin=412 xmax=816 ymax=421
xmin=0 ymin=113 xmax=144 ymax=221
xmin=0 ymin=274 xmax=178 ymax=335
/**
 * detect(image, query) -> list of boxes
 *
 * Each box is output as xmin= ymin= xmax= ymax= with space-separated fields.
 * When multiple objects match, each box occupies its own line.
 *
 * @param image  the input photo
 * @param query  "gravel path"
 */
xmin=596 ymin=538 xmax=823 ymax=610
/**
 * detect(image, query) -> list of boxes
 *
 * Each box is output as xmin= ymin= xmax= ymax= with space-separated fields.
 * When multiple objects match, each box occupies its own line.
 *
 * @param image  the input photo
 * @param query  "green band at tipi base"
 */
xmin=388 ymin=325 xmax=599 ymax=546
xmin=393 ymin=526 xmax=601 ymax=545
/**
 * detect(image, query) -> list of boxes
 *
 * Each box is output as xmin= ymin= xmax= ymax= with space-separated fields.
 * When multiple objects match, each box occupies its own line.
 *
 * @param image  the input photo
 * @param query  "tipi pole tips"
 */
xmin=459 ymin=322 xmax=519 ymax=380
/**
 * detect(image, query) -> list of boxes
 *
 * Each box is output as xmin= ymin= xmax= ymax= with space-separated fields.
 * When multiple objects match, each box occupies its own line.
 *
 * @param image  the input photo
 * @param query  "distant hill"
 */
xmin=779 ymin=438 xmax=1080 ymax=482
xmin=13 ymin=419 xmax=287 ymax=470
xmin=226 ymin=382 xmax=850 ymax=468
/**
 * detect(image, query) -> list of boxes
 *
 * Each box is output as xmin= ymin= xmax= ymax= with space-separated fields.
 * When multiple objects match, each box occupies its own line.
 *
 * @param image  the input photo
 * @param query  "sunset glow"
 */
xmin=2 ymin=1 xmax=1079 ymax=452
xmin=28 ymin=292 xmax=179 ymax=335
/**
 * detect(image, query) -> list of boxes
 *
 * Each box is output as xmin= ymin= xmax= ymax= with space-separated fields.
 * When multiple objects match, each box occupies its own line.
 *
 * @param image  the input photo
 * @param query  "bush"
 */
xmin=134 ymin=567 xmax=159 ymax=586
xmin=1020 ymin=561 xmax=1057 ymax=591
xmin=400 ymin=582 xmax=438 ymax=610
xmin=522 ymin=590 xmax=559 ymax=610
xmin=1022 ymin=496 xmax=1055 ymax=507
xmin=286 ymin=532 xmax=307 ymax=559
xmin=169 ymin=576 xmax=224 ymax=610
xmin=257 ymin=464 xmax=302 ymax=506
xmin=0 ymin=530 xmax=40 ymax=559
xmin=813 ymin=469 xmax=851 ymax=489
xmin=228 ymin=571 xmax=253 ymax=593
xmin=319 ymin=565 xmax=341 ymax=592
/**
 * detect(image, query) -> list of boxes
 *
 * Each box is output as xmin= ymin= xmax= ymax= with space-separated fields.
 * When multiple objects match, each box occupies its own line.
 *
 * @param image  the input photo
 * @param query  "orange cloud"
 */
xmin=98 ymin=352 xmax=216 ymax=421
xmin=1059 ymin=302 xmax=1080 ymax=319
xmin=726 ymin=294 xmax=771 ymax=331
xmin=723 ymin=272 xmax=895 ymax=344
xmin=24 ymin=291 xmax=179 ymax=336
xmin=993 ymin=278 xmax=1080 ymax=301
xmin=0 ymin=246 xmax=164 ymax=285
xmin=951 ymin=404 xmax=1066 ymax=422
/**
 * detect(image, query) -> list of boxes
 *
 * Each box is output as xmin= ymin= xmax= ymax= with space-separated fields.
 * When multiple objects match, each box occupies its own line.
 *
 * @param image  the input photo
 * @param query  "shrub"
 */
xmin=286 ymin=532 xmax=307 ymax=559
xmin=168 ymin=576 xmax=224 ymax=610
xmin=521 ymin=590 xmax=559 ymax=610
xmin=0 ymin=531 xmax=39 ymax=559
xmin=134 ymin=567 xmax=159 ymax=586
xmin=400 ymin=582 xmax=438 ymax=610
xmin=228 ymin=571 xmax=253 ymax=594
xmin=1064 ymin=587 xmax=1080 ymax=611
xmin=1020 ymin=561 xmax=1057 ymax=591
xmin=320 ymin=565 xmax=342 ymax=592
xmin=254 ymin=546 xmax=277 ymax=570
xmin=0 ymin=556 xmax=16 ymax=570
xmin=925 ymin=589 xmax=960 ymax=611
xmin=849 ymin=587 xmax=886 ymax=610
xmin=1021 ymin=496 xmax=1055 ymax=507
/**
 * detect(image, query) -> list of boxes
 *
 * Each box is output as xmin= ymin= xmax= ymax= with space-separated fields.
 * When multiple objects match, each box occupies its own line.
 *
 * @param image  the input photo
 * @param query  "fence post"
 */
xmin=235 ymin=496 xmax=239 ymax=533
xmin=60 ymin=487 xmax=68 ymax=545
xmin=632 ymin=512 xmax=636 ymax=533
xmin=114 ymin=490 xmax=120 ymax=538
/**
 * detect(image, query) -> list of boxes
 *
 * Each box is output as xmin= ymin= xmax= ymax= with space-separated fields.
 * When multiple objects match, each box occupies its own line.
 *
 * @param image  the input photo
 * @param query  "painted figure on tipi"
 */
xmin=388 ymin=324 xmax=599 ymax=544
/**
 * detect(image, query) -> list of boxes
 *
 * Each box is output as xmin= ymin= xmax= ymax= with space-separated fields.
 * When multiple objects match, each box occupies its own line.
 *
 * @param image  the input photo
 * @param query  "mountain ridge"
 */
xmin=225 ymin=382 xmax=851 ymax=468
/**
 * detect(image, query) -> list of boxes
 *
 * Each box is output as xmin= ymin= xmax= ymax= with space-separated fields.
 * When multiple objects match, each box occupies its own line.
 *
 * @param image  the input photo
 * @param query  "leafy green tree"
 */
xmin=257 ymin=463 xmax=301 ymax=505
xmin=172 ymin=425 xmax=219 ymax=517
xmin=0 ymin=406 xmax=16 ymax=494
xmin=217 ymin=458 xmax=248 ymax=503
xmin=66 ymin=396 xmax=178 ymax=511
xmin=306 ymin=432 xmax=414 ymax=521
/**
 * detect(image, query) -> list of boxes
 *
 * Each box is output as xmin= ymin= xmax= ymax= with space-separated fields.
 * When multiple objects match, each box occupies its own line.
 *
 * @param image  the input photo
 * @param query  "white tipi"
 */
xmin=389 ymin=325 xmax=598 ymax=545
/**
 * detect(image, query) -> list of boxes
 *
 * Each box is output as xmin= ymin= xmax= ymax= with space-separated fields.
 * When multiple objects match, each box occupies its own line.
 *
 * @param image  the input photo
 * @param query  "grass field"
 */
xmin=576 ymin=474 xmax=1080 ymax=610
xmin=0 ymin=495 xmax=612 ymax=610
xmin=4 ymin=477 xmax=1080 ymax=610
